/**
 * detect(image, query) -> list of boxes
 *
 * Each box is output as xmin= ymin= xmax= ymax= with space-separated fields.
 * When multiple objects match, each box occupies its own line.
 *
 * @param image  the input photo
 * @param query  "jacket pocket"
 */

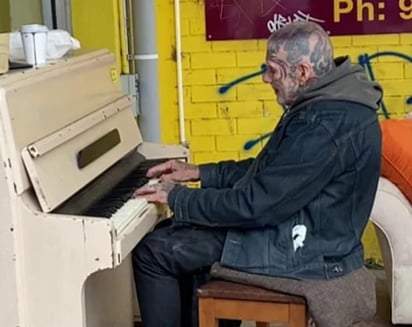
xmin=268 ymin=218 xmax=296 ymax=269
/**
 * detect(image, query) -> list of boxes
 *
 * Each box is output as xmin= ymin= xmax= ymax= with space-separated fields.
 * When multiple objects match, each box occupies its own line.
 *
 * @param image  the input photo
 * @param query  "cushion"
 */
xmin=210 ymin=263 xmax=376 ymax=327
xmin=380 ymin=119 xmax=412 ymax=203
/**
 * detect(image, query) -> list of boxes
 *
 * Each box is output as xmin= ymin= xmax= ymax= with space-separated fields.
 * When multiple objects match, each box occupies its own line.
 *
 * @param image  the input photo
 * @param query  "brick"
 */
xmin=180 ymin=19 xmax=190 ymax=36
xmin=181 ymin=36 xmax=211 ymax=52
xmin=212 ymin=40 xmax=258 ymax=52
xmin=184 ymin=103 xmax=218 ymax=119
xmin=183 ymin=86 xmax=191 ymax=101
xmin=237 ymin=117 xmax=278 ymax=134
xmin=334 ymin=47 xmax=378 ymax=64
xmin=362 ymin=223 xmax=383 ymax=264
xmin=378 ymin=79 xmax=412 ymax=96
xmin=157 ymin=2 xmax=173 ymax=19
xmin=187 ymin=136 xmax=216 ymax=151
xmin=186 ymin=181 xmax=201 ymax=189
xmin=161 ymin=118 xmax=178 ymax=141
xmin=405 ymin=64 xmax=412 ymax=78
xmin=183 ymin=69 xmax=216 ymax=85
xmin=190 ymin=17 xmax=206 ymax=35
xmin=258 ymin=40 xmax=268 ymax=51
xmin=406 ymin=103 xmax=412 ymax=114
xmin=191 ymin=53 xmax=236 ymax=69
xmin=376 ymin=113 xmax=389 ymax=121
xmin=239 ymin=146 xmax=262 ymax=160
xmin=158 ymin=60 xmax=177 ymax=87
xmin=218 ymin=101 xmax=263 ymax=118
xmin=182 ymin=52 xmax=191 ymax=69
xmin=401 ymin=34 xmax=412 ymax=45
xmin=237 ymin=51 xmax=266 ymax=68
xmin=191 ymin=85 xmax=236 ymax=102
xmin=352 ymin=34 xmax=400 ymax=46
xmin=167 ymin=119 xmax=191 ymax=141
xmin=180 ymin=2 xmax=202 ymax=19
xmin=158 ymin=29 xmax=175 ymax=58
xmin=236 ymin=84 xmax=274 ymax=101
xmin=216 ymin=67 xmax=264 ymax=85
xmin=193 ymin=151 xmax=239 ymax=164
xmin=375 ymin=46 xmax=412 ymax=62
xmin=263 ymin=100 xmax=284 ymax=117
xmin=191 ymin=119 xmax=237 ymax=135
xmin=216 ymin=134 xmax=260 ymax=151
xmin=382 ymin=96 xmax=406 ymax=114
xmin=331 ymin=36 xmax=352 ymax=47
xmin=371 ymin=62 xmax=404 ymax=80
xmin=386 ymin=113 xmax=407 ymax=120
xmin=182 ymin=120 xmax=192 ymax=140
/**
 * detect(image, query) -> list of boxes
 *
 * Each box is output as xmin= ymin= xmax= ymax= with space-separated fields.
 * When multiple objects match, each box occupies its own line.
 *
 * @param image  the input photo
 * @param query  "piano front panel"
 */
xmin=0 ymin=49 xmax=191 ymax=327
xmin=21 ymin=99 xmax=141 ymax=213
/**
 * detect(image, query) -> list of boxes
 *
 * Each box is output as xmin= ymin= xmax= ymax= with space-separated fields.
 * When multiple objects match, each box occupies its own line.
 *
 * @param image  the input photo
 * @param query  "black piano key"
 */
xmin=83 ymin=158 xmax=167 ymax=217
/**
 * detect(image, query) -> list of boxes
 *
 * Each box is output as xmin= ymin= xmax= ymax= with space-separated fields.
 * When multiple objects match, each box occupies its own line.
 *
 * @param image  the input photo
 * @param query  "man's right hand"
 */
xmin=146 ymin=159 xmax=200 ymax=183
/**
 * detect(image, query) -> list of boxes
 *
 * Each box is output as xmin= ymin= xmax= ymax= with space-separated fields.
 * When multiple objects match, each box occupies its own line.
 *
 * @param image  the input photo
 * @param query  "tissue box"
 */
xmin=0 ymin=33 xmax=9 ymax=74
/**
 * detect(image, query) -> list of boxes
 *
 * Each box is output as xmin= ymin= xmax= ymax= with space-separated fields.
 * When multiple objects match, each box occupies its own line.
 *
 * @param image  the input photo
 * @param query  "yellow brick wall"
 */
xmin=157 ymin=0 xmax=412 ymax=264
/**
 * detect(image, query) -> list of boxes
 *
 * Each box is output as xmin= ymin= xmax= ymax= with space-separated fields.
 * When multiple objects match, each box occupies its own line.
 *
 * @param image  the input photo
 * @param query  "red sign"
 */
xmin=205 ymin=0 xmax=412 ymax=40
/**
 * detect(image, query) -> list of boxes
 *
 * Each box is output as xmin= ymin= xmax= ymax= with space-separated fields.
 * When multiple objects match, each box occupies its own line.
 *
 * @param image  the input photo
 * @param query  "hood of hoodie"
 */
xmin=292 ymin=56 xmax=383 ymax=111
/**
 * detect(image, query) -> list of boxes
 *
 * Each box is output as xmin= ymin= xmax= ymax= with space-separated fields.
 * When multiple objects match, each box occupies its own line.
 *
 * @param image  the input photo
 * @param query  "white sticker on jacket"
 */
xmin=292 ymin=225 xmax=307 ymax=252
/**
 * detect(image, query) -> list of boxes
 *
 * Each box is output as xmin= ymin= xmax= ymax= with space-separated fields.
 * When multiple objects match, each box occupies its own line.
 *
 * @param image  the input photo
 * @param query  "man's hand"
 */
xmin=146 ymin=159 xmax=200 ymax=183
xmin=133 ymin=181 xmax=177 ymax=204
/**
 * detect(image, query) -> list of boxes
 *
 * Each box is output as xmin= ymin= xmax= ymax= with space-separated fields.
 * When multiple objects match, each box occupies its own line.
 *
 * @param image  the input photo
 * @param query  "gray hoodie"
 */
xmin=293 ymin=56 xmax=383 ymax=111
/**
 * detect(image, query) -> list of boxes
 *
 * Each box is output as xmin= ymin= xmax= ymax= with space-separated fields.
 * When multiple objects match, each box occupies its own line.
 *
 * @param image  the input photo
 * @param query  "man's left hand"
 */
xmin=133 ymin=181 xmax=177 ymax=204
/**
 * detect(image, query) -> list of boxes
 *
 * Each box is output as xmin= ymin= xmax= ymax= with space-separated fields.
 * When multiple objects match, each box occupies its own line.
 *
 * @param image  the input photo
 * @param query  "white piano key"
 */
xmin=147 ymin=178 xmax=160 ymax=186
xmin=111 ymin=197 xmax=149 ymax=232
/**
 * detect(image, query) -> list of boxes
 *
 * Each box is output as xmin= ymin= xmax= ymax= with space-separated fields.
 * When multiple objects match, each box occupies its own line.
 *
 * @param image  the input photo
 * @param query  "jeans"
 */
xmin=132 ymin=219 xmax=241 ymax=327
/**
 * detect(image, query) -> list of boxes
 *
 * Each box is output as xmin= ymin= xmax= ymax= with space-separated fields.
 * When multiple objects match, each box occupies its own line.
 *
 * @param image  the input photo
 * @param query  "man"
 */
xmin=133 ymin=21 xmax=382 ymax=327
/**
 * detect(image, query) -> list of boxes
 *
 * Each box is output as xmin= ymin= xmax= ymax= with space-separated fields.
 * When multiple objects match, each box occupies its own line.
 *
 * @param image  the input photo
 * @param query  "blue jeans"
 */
xmin=132 ymin=219 xmax=241 ymax=327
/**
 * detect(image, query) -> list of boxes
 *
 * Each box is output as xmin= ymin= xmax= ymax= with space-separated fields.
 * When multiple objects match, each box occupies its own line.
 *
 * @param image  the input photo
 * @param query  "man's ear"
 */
xmin=297 ymin=62 xmax=313 ymax=86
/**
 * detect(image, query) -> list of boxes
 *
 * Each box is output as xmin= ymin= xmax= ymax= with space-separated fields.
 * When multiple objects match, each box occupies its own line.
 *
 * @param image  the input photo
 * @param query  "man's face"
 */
xmin=262 ymin=50 xmax=301 ymax=107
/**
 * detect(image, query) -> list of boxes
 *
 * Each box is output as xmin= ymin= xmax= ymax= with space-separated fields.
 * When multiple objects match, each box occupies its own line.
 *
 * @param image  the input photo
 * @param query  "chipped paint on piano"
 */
xmin=0 ymin=50 xmax=189 ymax=327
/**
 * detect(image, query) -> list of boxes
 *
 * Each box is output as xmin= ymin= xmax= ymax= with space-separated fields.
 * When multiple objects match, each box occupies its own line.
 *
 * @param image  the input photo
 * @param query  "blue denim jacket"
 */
xmin=168 ymin=58 xmax=382 ymax=280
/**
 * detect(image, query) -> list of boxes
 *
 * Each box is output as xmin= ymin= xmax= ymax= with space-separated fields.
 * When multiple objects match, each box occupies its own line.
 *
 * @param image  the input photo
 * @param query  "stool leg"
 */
xmin=289 ymin=304 xmax=307 ymax=327
xmin=199 ymin=298 xmax=218 ymax=327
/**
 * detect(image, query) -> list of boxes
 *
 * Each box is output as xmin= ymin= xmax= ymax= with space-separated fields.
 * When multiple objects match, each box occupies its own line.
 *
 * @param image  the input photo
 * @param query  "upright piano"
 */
xmin=0 ymin=50 xmax=189 ymax=327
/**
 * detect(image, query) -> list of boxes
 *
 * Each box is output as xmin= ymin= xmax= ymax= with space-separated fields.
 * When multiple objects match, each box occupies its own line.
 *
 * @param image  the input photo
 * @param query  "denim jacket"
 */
xmin=168 ymin=57 xmax=382 ymax=279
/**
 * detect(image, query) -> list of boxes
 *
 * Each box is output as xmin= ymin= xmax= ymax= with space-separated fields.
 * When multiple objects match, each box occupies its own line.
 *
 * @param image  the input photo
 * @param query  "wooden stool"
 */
xmin=198 ymin=280 xmax=307 ymax=327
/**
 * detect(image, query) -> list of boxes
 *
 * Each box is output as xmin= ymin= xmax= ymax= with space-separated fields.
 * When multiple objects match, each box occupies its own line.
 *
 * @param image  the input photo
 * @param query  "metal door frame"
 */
xmin=42 ymin=0 xmax=72 ymax=33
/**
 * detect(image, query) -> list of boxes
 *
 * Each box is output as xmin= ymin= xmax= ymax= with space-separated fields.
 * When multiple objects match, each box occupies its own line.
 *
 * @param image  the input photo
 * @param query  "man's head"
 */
xmin=262 ymin=21 xmax=335 ymax=107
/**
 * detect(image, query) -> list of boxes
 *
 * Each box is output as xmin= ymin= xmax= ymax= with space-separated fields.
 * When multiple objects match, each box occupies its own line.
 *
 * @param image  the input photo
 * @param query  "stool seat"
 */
xmin=198 ymin=280 xmax=307 ymax=327
xmin=198 ymin=280 xmax=306 ymax=304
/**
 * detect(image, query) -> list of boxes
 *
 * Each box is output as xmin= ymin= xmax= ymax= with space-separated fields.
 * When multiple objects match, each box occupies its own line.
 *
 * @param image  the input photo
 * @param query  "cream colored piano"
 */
xmin=0 ymin=50 xmax=188 ymax=327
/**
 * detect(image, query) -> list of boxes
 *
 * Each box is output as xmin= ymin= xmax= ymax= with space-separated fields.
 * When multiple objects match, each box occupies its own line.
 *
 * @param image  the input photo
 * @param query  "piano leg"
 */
xmin=85 ymin=255 xmax=134 ymax=327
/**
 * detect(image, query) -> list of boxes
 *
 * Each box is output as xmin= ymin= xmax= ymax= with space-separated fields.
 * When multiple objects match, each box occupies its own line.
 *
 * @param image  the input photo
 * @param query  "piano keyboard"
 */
xmin=82 ymin=158 xmax=167 ymax=218
xmin=111 ymin=197 xmax=149 ymax=232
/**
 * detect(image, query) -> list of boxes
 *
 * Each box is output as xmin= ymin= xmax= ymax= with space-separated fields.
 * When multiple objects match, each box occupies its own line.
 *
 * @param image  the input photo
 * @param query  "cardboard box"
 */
xmin=0 ymin=33 xmax=9 ymax=74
